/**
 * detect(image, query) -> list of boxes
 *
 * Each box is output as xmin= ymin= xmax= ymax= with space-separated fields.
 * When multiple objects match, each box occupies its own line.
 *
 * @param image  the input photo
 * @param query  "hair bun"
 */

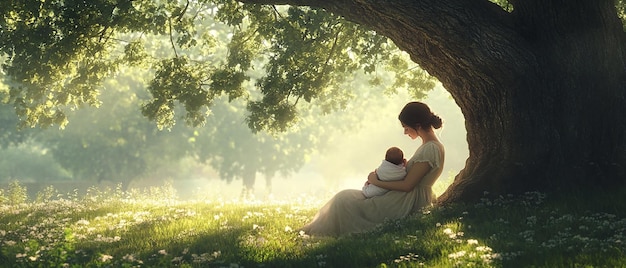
xmin=398 ymin=101 xmax=443 ymax=130
xmin=430 ymin=114 xmax=443 ymax=129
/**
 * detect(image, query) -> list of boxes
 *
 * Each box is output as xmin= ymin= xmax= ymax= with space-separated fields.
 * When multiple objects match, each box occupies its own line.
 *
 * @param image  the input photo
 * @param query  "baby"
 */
xmin=362 ymin=146 xmax=407 ymax=198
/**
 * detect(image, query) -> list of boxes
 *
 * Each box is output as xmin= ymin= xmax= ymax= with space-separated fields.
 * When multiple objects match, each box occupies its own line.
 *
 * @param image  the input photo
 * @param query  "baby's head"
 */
xmin=385 ymin=147 xmax=404 ymax=165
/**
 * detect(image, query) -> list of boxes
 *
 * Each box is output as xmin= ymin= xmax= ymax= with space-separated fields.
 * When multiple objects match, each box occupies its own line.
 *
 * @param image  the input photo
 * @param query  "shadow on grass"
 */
xmin=71 ymin=213 xmax=251 ymax=266
xmin=5 ymin=186 xmax=625 ymax=267
xmin=249 ymin=186 xmax=626 ymax=268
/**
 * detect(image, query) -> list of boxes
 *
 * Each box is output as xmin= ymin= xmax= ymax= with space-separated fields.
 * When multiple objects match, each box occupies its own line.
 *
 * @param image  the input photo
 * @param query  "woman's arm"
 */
xmin=367 ymin=162 xmax=432 ymax=192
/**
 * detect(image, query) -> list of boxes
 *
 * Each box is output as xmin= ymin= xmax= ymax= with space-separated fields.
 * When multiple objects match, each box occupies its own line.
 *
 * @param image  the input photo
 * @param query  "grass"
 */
xmin=0 ymin=181 xmax=625 ymax=267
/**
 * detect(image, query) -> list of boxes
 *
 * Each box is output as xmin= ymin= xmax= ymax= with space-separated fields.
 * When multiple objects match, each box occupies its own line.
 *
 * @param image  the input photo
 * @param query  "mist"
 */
xmin=0 ymin=82 xmax=467 ymax=202
xmin=174 ymin=84 xmax=468 ymax=200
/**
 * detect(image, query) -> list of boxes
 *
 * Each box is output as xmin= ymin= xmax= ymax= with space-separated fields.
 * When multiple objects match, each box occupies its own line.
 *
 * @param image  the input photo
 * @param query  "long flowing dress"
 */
xmin=301 ymin=141 xmax=444 ymax=236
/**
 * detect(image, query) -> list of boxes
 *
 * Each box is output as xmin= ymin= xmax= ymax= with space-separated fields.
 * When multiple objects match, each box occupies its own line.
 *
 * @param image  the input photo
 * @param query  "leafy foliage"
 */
xmin=618 ymin=0 xmax=626 ymax=30
xmin=2 ymin=2 xmax=427 ymax=190
xmin=489 ymin=0 xmax=626 ymax=27
xmin=0 ymin=104 xmax=35 ymax=148
xmin=0 ymin=0 xmax=435 ymax=132
xmin=489 ymin=0 xmax=513 ymax=11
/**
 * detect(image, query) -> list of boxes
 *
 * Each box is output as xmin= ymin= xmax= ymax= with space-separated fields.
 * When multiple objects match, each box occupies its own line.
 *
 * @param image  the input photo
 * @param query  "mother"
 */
xmin=301 ymin=101 xmax=445 ymax=236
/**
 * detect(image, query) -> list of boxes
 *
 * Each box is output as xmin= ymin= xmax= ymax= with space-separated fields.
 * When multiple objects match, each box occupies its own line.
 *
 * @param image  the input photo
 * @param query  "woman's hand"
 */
xmin=367 ymin=171 xmax=379 ymax=185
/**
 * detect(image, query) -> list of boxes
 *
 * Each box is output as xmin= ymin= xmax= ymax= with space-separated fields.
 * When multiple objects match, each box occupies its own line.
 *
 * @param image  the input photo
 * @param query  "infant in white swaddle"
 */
xmin=362 ymin=146 xmax=407 ymax=198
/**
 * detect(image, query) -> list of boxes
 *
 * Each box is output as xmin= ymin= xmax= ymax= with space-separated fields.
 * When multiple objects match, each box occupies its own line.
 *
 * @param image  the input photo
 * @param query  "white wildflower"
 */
xmin=448 ymin=250 xmax=466 ymax=259
xmin=298 ymin=230 xmax=310 ymax=239
xmin=476 ymin=246 xmax=492 ymax=252
xmin=467 ymin=239 xmax=479 ymax=245
xmin=123 ymin=254 xmax=136 ymax=262
xmin=100 ymin=254 xmax=113 ymax=262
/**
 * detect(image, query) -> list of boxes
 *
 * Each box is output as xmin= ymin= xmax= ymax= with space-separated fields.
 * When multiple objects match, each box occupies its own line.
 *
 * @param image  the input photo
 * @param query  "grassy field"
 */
xmin=1 ymin=181 xmax=625 ymax=267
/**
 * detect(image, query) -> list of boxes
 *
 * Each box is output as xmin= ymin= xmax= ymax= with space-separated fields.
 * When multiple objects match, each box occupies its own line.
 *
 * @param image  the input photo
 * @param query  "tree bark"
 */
xmin=239 ymin=0 xmax=626 ymax=203
xmin=241 ymin=166 xmax=256 ymax=199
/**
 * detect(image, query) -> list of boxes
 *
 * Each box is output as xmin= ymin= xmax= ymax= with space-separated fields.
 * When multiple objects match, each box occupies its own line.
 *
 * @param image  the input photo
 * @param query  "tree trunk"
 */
xmin=241 ymin=166 xmax=256 ymax=199
xmin=240 ymin=0 xmax=626 ymax=203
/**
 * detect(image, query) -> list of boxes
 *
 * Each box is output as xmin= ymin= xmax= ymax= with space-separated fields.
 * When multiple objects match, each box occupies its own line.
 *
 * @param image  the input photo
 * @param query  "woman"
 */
xmin=300 ymin=101 xmax=445 ymax=236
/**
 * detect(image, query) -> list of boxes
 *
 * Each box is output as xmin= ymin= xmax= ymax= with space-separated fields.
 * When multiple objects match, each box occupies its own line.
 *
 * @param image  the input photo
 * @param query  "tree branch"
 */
xmin=237 ymin=0 xmax=331 ymax=7
xmin=168 ymin=17 xmax=179 ymax=57
xmin=177 ymin=0 xmax=190 ymax=22
xmin=237 ymin=0 xmax=538 ymax=120
xmin=315 ymin=23 xmax=342 ymax=86
xmin=235 ymin=0 xmax=528 ymax=80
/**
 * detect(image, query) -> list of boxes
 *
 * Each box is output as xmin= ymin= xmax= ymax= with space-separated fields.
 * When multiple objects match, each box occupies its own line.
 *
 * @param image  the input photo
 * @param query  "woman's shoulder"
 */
xmin=418 ymin=140 xmax=444 ymax=153
xmin=409 ymin=140 xmax=444 ymax=164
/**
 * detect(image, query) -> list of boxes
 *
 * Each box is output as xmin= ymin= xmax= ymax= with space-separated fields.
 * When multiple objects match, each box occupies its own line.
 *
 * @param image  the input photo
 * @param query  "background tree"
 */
xmin=40 ymin=69 xmax=194 ymax=185
xmin=0 ymin=141 xmax=71 ymax=183
xmin=192 ymin=97 xmax=318 ymax=197
xmin=0 ymin=70 xmax=37 ymax=148
xmin=3 ymin=0 xmax=623 ymax=203
xmin=0 ymin=103 xmax=33 ymax=149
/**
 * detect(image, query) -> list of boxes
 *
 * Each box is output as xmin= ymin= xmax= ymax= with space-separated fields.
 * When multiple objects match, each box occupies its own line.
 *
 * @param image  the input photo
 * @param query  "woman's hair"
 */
xmin=398 ymin=102 xmax=443 ymax=130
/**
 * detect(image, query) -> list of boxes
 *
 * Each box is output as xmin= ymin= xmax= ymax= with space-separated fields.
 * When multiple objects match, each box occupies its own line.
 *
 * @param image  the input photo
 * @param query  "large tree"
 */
xmin=236 ymin=0 xmax=626 ymax=203
xmin=1 ymin=0 xmax=625 ymax=203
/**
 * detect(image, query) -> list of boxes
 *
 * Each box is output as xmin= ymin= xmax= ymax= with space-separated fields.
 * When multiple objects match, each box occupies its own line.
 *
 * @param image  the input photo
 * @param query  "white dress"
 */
xmin=301 ymin=141 xmax=444 ymax=236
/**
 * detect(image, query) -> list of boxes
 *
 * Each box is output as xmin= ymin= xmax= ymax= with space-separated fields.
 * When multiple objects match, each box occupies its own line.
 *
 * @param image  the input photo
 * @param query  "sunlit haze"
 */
xmin=163 ymin=84 xmax=468 ymax=201
xmin=1 ymin=85 xmax=467 ymax=202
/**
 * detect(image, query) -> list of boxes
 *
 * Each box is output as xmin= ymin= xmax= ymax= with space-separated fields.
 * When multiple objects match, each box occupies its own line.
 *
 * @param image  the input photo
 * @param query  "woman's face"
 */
xmin=402 ymin=123 xmax=418 ymax=140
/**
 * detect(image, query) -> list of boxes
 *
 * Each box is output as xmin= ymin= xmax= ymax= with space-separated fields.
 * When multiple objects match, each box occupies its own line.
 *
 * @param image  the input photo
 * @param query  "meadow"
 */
xmin=1 ymin=181 xmax=625 ymax=267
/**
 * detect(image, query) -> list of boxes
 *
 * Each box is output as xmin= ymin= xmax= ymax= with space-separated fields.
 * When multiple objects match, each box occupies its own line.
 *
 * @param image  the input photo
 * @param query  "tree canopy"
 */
xmin=1 ymin=7 xmax=424 ymax=191
xmin=0 ymin=0 xmax=433 ymax=133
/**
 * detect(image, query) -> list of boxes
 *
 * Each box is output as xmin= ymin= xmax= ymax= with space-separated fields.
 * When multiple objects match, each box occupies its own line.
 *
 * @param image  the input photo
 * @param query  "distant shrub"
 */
xmin=0 ymin=188 xmax=6 ymax=205
xmin=7 ymin=180 xmax=28 ymax=205
xmin=35 ymin=185 xmax=59 ymax=203
xmin=147 ymin=181 xmax=178 ymax=201
xmin=0 ymin=143 xmax=72 ymax=183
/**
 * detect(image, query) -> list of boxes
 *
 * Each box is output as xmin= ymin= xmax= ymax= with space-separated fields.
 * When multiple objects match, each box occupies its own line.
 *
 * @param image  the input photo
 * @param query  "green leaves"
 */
xmin=142 ymin=56 xmax=210 ymax=128
xmin=384 ymin=54 xmax=435 ymax=100
xmin=618 ymin=0 xmax=626 ymax=30
xmin=123 ymin=40 xmax=148 ymax=65
xmin=247 ymin=100 xmax=298 ymax=133
xmin=1 ymin=0 xmax=437 ymax=133
xmin=0 ymin=0 xmax=125 ymax=128
xmin=210 ymin=68 xmax=248 ymax=101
